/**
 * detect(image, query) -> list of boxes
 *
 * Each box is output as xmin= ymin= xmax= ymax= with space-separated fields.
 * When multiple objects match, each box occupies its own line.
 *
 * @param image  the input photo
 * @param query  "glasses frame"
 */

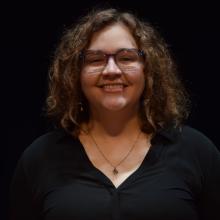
xmin=80 ymin=48 xmax=145 ymax=72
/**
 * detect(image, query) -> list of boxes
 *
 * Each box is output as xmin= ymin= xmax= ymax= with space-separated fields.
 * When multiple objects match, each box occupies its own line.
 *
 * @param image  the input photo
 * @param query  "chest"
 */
xmin=79 ymin=134 xmax=151 ymax=188
xmin=39 ymin=166 xmax=199 ymax=220
xmin=96 ymin=161 xmax=145 ymax=188
xmin=34 ymin=139 xmax=202 ymax=220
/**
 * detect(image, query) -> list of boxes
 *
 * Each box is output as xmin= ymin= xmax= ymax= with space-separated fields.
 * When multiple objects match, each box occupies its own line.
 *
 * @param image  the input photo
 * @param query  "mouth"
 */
xmin=97 ymin=83 xmax=128 ymax=92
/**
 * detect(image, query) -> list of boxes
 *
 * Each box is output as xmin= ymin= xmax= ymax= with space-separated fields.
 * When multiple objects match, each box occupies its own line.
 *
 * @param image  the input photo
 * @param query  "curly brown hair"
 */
xmin=45 ymin=8 xmax=190 ymax=137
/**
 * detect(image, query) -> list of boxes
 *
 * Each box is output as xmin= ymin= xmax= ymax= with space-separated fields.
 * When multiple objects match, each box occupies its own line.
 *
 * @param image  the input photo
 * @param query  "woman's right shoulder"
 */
xmin=20 ymin=129 xmax=77 ymax=164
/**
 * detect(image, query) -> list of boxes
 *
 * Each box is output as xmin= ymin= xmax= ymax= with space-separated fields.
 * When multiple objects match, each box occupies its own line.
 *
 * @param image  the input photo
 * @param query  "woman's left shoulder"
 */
xmin=180 ymin=125 xmax=215 ymax=144
xmin=179 ymin=125 xmax=219 ymax=157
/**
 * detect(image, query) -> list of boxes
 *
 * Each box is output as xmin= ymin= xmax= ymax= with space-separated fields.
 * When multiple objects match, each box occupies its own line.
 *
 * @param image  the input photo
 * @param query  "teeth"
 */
xmin=103 ymin=84 xmax=124 ymax=89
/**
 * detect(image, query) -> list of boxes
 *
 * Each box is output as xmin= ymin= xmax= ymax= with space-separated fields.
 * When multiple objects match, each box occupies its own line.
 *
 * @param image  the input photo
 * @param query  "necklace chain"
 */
xmin=89 ymin=131 xmax=141 ymax=175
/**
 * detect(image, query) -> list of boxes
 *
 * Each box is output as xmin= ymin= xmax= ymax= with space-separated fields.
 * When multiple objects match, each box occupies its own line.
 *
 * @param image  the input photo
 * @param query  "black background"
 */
xmin=2 ymin=1 xmax=220 ymax=219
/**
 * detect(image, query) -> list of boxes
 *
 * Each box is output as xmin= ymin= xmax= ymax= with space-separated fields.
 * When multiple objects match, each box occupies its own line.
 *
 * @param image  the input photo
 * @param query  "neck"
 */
xmin=84 ymin=105 xmax=141 ymax=138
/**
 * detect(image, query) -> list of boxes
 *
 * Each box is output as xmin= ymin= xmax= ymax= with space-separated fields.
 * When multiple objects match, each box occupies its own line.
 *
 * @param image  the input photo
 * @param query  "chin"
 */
xmin=101 ymin=98 xmax=128 ymax=111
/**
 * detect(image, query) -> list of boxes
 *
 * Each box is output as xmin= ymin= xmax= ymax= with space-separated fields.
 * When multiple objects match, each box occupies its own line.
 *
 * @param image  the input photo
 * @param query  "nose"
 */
xmin=102 ymin=57 xmax=122 ymax=75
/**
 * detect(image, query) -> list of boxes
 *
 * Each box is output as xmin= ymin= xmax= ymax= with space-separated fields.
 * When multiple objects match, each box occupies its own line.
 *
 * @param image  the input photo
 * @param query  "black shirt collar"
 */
xmin=154 ymin=125 xmax=182 ymax=144
xmin=56 ymin=125 xmax=182 ymax=144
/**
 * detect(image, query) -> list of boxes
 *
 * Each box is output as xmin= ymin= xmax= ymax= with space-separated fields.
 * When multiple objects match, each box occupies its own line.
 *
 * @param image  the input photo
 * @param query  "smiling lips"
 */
xmin=98 ymin=83 xmax=128 ymax=92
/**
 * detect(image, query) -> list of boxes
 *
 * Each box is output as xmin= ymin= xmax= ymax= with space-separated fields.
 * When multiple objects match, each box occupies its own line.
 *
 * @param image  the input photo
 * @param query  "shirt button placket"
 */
xmin=111 ymin=190 xmax=120 ymax=220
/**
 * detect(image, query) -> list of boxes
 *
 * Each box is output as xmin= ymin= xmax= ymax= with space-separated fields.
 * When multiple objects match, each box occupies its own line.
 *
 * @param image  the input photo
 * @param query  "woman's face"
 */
xmin=80 ymin=23 xmax=145 ymax=114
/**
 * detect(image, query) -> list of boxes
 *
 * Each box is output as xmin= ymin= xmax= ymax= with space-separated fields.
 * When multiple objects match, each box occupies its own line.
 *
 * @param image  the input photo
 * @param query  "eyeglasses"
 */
xmin=80 ymin=48 xmax=145 ymax=74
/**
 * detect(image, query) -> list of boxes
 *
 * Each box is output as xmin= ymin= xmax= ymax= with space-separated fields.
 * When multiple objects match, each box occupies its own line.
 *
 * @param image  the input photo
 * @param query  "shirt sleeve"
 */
xmin=198 ymin=141 xmax=220 ymax=220
xmin=9 ymin=156 xmax=40 ymax=220
xmin=9 ymin=130 xmax=65 ymax=220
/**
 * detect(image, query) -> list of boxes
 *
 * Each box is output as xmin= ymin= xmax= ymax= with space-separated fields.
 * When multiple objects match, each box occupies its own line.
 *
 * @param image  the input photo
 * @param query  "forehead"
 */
xmin=88 ymin=23 xmax=137 ymax=52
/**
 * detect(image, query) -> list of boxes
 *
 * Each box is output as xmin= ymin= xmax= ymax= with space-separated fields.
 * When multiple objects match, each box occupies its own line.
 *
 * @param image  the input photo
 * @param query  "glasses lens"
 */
xmin=84 ymin=51 xmax=106 ymax=67
xmin=116 ymin=49 xmax=140 ymax=65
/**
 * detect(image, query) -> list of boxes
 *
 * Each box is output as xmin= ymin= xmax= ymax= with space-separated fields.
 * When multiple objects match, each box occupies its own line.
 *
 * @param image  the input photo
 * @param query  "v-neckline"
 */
xmin=76 ymin=138 xmax=163 ymax=190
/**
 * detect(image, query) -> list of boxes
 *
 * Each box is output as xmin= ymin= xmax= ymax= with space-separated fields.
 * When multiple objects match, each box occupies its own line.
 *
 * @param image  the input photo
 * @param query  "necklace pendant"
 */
xmin=113 ymin=168 xmax=119 ymax=175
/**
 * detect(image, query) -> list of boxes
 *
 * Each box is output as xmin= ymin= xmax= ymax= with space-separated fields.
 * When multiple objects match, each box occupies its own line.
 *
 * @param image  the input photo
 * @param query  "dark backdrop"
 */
xmin=2 ymin=1 xmax=220 ymax=219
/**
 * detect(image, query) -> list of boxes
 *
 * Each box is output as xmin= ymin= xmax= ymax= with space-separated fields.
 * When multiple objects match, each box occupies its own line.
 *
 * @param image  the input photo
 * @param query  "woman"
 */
xmin=10 ymin=8 xmax=220 ymax=220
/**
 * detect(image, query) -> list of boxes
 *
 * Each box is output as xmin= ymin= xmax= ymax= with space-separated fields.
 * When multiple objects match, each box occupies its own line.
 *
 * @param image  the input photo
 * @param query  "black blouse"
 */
xmin=9 ymin=126 xmax=220 ymax=220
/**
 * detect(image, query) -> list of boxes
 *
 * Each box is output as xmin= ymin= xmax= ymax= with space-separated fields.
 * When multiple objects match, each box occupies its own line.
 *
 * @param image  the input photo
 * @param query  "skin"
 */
xmin=80 ymin=23 xmax=145 ymax=136
xmin=79 ymin=23 xmax=151 ymax=186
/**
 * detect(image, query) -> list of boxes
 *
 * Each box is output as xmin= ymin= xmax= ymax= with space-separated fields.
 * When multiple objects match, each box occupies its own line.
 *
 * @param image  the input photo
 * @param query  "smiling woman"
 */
xmin=45 ymin=9 xmax=190 ymax=137
xmin=9 ymin=8 xmax=220 ymax=220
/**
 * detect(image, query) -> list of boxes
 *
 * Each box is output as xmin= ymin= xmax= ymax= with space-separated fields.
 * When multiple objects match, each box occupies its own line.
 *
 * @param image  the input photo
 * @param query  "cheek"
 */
xmin=81 ymin=73 xmax=93 ymax=89
xmin=129 ymin=71 xmax=145 ymax=93
xmin=130 ymin=72 xmax=146 ymax=101
xmin=80 ymin=73 xmax=98 ymax=98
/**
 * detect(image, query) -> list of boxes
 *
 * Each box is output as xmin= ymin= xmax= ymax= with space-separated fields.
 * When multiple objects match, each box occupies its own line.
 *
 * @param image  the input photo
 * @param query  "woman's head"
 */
xmin=46 ymin=8 xmax=190 ymax=136
xmin=80 ymin=23 xmax=146 ymax=119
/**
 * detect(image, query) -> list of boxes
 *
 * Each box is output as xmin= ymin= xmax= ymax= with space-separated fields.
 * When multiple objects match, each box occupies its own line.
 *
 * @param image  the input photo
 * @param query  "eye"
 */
xmin=84 ymin=54 xmax=105 ymax=66
xmin=118 ymin=56 xmax=136 ymax=62
xmin=117 ymin=50 xmax=139 ymax=63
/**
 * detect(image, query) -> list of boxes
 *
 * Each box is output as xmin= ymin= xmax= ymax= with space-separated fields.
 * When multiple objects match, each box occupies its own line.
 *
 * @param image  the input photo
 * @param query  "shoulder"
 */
xmin=159 ymin=124 xmax=216 ymax=150
xmin=180 ymin=125 xmax=215 ymax=146
xmin=160 ymin=124 xmax=219 ymax=162
xmin=19 ymin=129 xmax=79 ymax=166
xmin=23 ymin=129 xmax=66 ymax=153
xmin=179 ymin=125 xmax=217 ymax=151
xmin=163 ymin=125 xmax=220 ymax=182
xmin=176 ymin=125 xmax=220 ymax=164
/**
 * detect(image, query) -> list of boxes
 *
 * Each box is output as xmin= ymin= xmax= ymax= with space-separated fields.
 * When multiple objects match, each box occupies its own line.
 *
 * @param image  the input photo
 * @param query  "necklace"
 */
xmin=89 ymin=131 xmax=141 ymax=175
